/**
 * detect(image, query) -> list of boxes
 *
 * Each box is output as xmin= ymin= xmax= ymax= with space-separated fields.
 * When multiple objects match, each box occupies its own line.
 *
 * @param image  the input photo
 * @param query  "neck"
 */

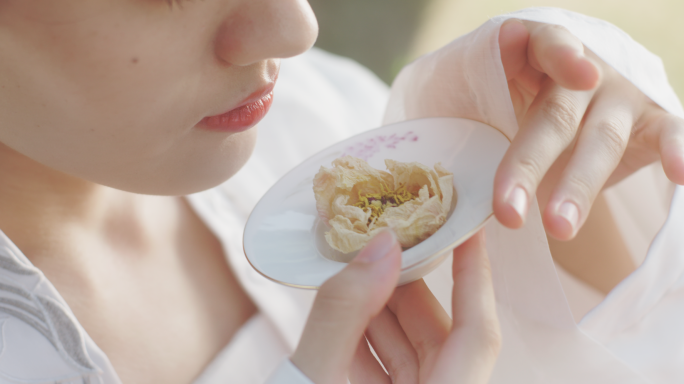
xmin=0 ymin=142 xmax=171 ymax=261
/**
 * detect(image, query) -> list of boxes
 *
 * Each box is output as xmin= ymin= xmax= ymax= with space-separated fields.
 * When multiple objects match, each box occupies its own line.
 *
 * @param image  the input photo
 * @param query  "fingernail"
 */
xmin=505 ymin=186 xmax=528 ymax=220
xmin=355 ymin=230 xmax=398 ymax=263
xmin=558 ymin=201 xmax=579 ymax=233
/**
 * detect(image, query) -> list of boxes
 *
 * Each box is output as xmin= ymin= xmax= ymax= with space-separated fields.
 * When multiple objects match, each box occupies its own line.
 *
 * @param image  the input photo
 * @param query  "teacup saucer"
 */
xmin=243 ymin=117 xmax=510 ymax=289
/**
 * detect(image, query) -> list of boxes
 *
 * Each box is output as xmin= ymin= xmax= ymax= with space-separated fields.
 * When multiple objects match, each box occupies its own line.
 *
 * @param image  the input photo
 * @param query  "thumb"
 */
xmin=291 ymin=230 xmax=402 ymax=384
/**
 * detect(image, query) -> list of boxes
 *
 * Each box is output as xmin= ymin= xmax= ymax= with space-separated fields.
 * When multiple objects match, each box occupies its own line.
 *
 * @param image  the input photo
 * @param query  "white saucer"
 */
xmin=243 ymin=117 xmax=510 ymax=289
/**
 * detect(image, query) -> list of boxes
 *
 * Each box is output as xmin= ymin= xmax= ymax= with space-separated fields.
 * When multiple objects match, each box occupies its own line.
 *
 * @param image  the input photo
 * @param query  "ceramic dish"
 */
xmin=243 ymin=117 xmax=510 ymax=289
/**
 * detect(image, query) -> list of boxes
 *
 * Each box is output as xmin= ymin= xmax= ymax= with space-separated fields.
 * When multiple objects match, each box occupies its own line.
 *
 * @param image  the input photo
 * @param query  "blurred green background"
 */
xmin=307 ymin=0 xmax=430 ymax=84
xmin=309 ymin=0 xmax=684 ymax=101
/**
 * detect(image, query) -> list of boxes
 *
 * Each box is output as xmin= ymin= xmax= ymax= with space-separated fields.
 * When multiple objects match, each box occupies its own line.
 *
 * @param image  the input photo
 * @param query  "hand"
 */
xmin=291 ymin=230 xmax=500 ymax=384
xmin=495 ymin=20 xmax=684 ymax=240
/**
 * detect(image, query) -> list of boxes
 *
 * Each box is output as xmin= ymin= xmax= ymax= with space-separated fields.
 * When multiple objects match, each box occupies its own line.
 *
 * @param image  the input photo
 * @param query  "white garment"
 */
xmin=0 ymin=7 xmax=681 ymax=384
xmin=192 ymin=314 xmax=290 ymax=384
xmin=384 ymin=7 xmax=684 ymax=384
xmin=0 ymin=48 xmax=389 ymax=384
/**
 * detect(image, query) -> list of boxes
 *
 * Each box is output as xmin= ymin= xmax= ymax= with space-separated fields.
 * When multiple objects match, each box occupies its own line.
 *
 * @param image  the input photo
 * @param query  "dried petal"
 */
xmin=313 ymin=157 xmax=394 ymax=221
xmin=385 ymin=159 xmax=439 ymax=197
xmin=314 ymin=156 xmax=455 ymax=253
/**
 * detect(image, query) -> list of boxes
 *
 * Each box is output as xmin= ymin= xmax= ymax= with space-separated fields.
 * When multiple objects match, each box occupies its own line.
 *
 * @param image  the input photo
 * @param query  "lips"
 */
xmin=199 ymin=86 xmax=275 ymax=133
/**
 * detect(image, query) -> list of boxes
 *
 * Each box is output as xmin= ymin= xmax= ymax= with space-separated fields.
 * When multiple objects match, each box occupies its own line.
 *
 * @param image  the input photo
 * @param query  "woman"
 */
xmin=0 ymin=1 xmax=681 ymax=383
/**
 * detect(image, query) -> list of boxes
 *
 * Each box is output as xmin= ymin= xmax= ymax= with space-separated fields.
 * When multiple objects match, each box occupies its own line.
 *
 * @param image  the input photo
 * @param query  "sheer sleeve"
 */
xmin=384 ymin=7 xmax=684 ymax=383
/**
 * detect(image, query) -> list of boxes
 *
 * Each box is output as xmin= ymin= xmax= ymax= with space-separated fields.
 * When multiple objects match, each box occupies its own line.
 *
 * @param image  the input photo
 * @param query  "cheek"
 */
xmin=46 ymin=125 xmax=258 ymax=196
xmin=0 ymin=3 xmax=262 ymax=195
xmin=0 ymin=34 xmax=256 ymax=195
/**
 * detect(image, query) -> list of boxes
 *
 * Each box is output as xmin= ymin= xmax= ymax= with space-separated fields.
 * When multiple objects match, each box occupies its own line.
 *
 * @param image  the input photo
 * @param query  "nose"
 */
xmin=215 ymin=0 xmax=318 ymax=66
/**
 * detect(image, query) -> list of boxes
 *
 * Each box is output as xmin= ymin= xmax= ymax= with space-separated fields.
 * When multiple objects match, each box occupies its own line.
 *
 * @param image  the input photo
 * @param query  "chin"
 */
xmin=105 ymin=128 xmax=259 ymax=196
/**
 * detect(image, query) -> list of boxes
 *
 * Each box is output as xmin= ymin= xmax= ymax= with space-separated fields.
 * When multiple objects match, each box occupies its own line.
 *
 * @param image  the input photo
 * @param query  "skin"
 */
xmin=293 ymin=230 xmax=501 ymax=384
xmin=294 ymin=20 xmax=684 ymax=383
xmin=0 ymin=0 xmax=317 ymax=195
xmin=0 ymin=2 xmax=680 ymax=384
xmin=495 ymin=20 xmax=684 ymax=294
xmin=495 ymin=20 xmax=684 ymax=241
xmin=0 ymin=0 xmax=317 ymax=383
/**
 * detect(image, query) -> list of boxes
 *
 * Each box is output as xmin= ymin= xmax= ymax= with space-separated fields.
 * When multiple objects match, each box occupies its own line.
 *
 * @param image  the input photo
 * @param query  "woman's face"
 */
xmin=0 ymin=0 xmax=317 ymax=195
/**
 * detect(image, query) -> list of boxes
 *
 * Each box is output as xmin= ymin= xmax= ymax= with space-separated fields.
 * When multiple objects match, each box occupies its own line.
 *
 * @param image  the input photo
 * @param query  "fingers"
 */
xmin=496 ymin=20 xmax=602 ymax=230
xmin=658 ymin=114 xmax=684 ymax=184
xmin=494 ymin=78 xmax=594 ymax=228
xmin=500 ymin=19 xmax=684 ymax=239
xmin=349 ymin=336 xmax=391 ymax=384
xmin=363 ymin=307 xmax=419 ymax=384
xmin=429 ymin=230 xmax=501 ymax=383
xmin=291 ymin=230 xmax=402 ymax=384
xmin=542 ymin=86 xmax=638 ymax=239
xmin=384 ymin=279 xmax=450 ymax=379
xmin=606 ymin=103 xmax=684 ymax=187
xmin=499 ymin=19 xmax=545 ymax=115
xmin=450 ymin=231 xmax=499 ymax=345
xmin=524 ymin=21 xmax=601 ymax=91
xmin=499 ymin=19 xmax=530 ymax=81
xmin=633 ymin=107 xmax=684 ymax=185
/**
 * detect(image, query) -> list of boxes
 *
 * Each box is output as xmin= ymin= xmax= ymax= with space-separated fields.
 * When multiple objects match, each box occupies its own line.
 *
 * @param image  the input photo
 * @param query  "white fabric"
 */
xmin=0 ymin=7 xmax=682 ymax=384
xmin=385 ymin=6 xmax=684 ymax=384
xmin=186 ymin=47 xmax=390 ymax=353
xmin=0 ymin=230 xmax=118 ymax=384
xmin=186 ymin=48 xmax=390 ymax=384
xmin=554 ymin=262 xmax=605 ymax=322
xmin=603 ymin=163 xmax=674 ymax=266
xmin=193 ymin=314 xmax=290 ymax=384
xmin=264 ymin=360 xmax=314 ymax=384
xmin=0 ymin=48 xmax=388 ymax=384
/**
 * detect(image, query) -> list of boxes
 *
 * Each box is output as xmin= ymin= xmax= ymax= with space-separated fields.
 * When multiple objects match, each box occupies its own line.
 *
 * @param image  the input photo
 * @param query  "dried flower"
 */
xmin=313 ymin=156 xmax=454 ymax=253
